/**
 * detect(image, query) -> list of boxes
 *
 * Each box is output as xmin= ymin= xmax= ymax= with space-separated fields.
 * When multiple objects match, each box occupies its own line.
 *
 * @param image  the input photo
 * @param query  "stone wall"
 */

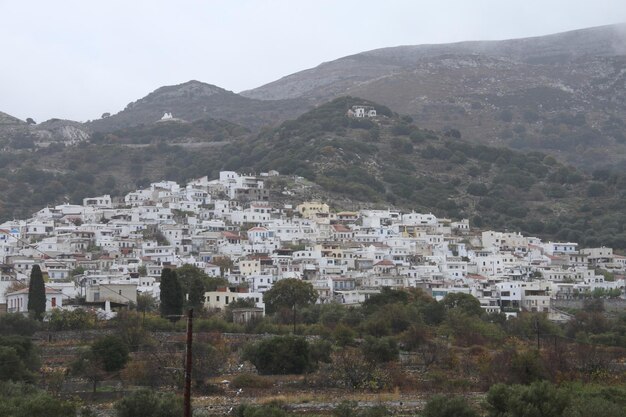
xmin=552 ymin=299 xmax=626 ymax=312
xmin=35 ymin=329 xmax=273 ymax=343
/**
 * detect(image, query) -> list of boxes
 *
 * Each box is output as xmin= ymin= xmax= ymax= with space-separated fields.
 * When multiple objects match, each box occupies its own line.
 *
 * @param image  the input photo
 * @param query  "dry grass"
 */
xmin=256 ymin=387 xmax=403 ymax=405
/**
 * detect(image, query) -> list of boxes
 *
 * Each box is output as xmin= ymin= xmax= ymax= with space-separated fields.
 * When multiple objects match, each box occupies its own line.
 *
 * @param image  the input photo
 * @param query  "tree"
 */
xmin=176 ymin=264 xmax=207 ymax=293
xmin=225 ymin=297 xmax=256 ymax=322
xmin=136 ymin=292 xmax=157 ymax=318
xmin=263 ymin=278 xmax=318 ymax=333
xmin=0 ymin=346 xmax=29 ymax=382
xmin=27 ymin=265 xmax=46 ymax=321
xmin=25 ymin=118 xmax=36 ymax=125
xmin=70 ymin=266 xmax=85 ymax=277
xmin=191 ymin=335 xmax=229 ymax=387
xmin=187 ymin=275 xmax=206 ymax=310
xmin=0 ymin=336 xmax=39 ymax=382
xmin=72 ymin=335 xmax=129 ymax=393
xmin=331 ymin=347 xmax=388 ymax=390
xmin=441 ymin=292 xmax=483 ymax=317
xmin=175 ymin=264 xmax=227 ymax=307
xmin=467 ymin=183 xmax=489 ymax=196
xmin=510 ymin=349 xmax=547 ymax=385
xmin=91 ymin=335 xmax=129 ymax=372
xmin=211 ymin=256 xmax=234 ymax=277
xmin=159 ymin=268 xmax=183 ymax=320
xmin=243 ymin=335 xmax=315 ymax=375
xmin=114 ymin=310 xmax=152 ymax=351
xmin=362 ymin=287 xmax=409 ymax=314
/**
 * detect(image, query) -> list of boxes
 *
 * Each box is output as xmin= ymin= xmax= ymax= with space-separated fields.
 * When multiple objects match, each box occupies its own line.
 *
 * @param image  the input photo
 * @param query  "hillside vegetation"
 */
xmin=0 ymin=97 xmax=624 ymax=249
xmin=229 ymin=97 xmax=626 ymax=248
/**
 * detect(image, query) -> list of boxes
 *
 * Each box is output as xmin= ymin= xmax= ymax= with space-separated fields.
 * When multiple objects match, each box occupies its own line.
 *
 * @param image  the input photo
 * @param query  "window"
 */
xmin=51 ymin=297 xmax=56 ymax=307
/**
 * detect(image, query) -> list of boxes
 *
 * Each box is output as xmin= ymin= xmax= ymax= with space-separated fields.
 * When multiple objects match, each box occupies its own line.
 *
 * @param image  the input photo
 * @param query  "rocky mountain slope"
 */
xmin=0 ymin=112 xmax=91 ymax=149
xmin=243 ymin=24 xmax=626 ymax=170
xmin=0 ymin=111 xmax=25 ymax=126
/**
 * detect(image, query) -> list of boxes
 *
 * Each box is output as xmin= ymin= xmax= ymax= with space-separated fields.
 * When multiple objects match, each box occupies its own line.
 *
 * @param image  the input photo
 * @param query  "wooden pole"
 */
xmin=183 ymin=308 xmax=193 ymax=417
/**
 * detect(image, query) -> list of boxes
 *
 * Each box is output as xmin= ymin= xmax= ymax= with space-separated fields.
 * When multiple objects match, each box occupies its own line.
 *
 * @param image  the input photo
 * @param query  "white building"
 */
xmin=204 ymin=287 xmax=265 ymax=312
xmin=6 ymin=286 xmax=64 ymax=313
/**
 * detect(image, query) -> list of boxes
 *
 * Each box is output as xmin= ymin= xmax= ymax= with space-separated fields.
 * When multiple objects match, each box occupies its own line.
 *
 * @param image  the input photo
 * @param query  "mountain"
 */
xmin=0 ymin=111 xmax=25 ymax=126
xmin=0 ymin=96 xmax=624 ymax=249
xmin=0 ymin=114 xmax=90 ymax=150
xmin=243 ymin=24 xmax=626 ymax=101
xmin=87 ymin=80 xmax=311 ymax=132
xmin=242 ymin=24 xmax=626 ymax=170
xmin=221 ymin=97 xmax=626 ymax=248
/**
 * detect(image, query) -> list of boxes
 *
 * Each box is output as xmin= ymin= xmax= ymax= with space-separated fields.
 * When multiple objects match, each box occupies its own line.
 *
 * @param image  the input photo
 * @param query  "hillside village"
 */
xmin=1 ymin=170 xmax=624 ymax=320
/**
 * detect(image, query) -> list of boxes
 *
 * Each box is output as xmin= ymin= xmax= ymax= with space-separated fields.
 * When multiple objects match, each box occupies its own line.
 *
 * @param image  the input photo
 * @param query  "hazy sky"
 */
xmin=1 ymin=0 xmax=625 ymax=122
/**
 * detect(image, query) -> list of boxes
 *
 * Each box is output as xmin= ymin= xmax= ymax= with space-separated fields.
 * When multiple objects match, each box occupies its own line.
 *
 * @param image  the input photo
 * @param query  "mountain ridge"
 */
xmin=240 ymin=23 xmax=626 ymax=170
xmin=86 ymin=80 xmax=311 ymax=132
xmin=0 ymin=111 xmax=25 ymax=126
xmin=1 ymin=23 xmax=625 ymax=169
xmin=242 ymin=23 xmax=626 ymax=101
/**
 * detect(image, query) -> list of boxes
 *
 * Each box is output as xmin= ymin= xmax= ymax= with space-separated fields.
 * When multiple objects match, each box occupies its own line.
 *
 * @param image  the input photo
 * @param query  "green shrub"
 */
xmin=0 ymin=313 xmax=40 ymax=336
xmin=48 ymin=308 xmax=97 ymax=331
xmin=0 ymin=381 xmax=76 ymax=417
xmin=485 ymin=381 xmax=570 ymax=417
xmin=361 ymin=336 xmax=399 ymax=363
xmin=423 ymin=395 xmax=478 ymax=417
xmin=0 ymin=336 xmax=39 ymax=382
xmin=233 ymin=403 xmax=287 ymax=417
xmin=142 ymin=315 xmax=176 ymax=331
xmin=114 ymin=389 xmax=182 ymax=417
xmin=467 ymin=183 xmax=489 ymax=196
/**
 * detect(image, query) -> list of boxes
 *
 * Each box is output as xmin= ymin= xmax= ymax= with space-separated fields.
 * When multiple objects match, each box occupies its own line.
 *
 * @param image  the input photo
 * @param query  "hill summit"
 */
xmin=87 ymin=80 xmax=310 ymax=132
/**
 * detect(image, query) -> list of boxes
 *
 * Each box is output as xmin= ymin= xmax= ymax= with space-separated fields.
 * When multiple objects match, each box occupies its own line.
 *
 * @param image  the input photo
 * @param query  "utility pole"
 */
xmin=183 ymin=308 xmax=193 ymax=417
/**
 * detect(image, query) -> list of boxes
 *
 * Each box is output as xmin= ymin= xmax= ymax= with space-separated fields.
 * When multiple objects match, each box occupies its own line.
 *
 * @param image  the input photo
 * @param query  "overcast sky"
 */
xmin=1 ymin=0 xmax=625 ymax=122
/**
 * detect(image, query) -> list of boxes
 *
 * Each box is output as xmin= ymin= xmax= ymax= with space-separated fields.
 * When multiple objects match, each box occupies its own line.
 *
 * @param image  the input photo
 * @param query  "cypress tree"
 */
xmin=160 ymin=268 xmax=183 ymax=320
xmin=187 ymin=276 xmax=206 ymax=310
xmin=27 ymin=265 xmax=46 ymax=320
